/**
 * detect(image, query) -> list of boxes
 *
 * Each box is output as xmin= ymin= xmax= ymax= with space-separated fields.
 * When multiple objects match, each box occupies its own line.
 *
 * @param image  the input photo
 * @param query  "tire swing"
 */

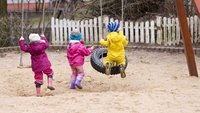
xmin=90 ymin=0 xmax=128 ymax=75
xmin=90 ymin=48 xmax=128 ymax=75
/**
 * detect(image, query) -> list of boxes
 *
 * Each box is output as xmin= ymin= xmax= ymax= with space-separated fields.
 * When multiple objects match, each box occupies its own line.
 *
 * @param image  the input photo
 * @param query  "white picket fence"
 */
xmin=51 ymin=15 xmax=200 ymax=46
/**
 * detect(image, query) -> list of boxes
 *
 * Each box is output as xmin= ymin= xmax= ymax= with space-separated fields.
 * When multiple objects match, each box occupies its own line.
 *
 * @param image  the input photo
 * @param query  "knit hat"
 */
xmin=107 ymin=22 xmax=120 ymax=32
xmin=70 ymin=29 xmax=82 ymax=41
xmin=29 ymin=33 xmax=41 ymax=42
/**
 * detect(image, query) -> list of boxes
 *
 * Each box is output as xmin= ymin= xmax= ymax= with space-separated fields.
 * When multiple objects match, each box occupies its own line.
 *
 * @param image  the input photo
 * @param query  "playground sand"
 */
xmin=0 ymin=49 xmax=200 ymax=113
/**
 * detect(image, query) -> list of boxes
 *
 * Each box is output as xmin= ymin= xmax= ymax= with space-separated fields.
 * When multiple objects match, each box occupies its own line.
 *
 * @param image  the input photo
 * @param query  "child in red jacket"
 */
xmin=67 ymin=29 xmax=93 ymax=89
xmin=19 ymin=33 xmax=55 ymax=96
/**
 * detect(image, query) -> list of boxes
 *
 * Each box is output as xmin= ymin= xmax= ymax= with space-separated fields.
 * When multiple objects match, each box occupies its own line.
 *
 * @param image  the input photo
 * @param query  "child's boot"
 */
xmin=69 ymin=74 xmax=76 ymax=89
xmin=35 ymin=82 xmax=41 ymax=97
xmin=47 ymin=75 xmax=55 ymax=90
xmin=75 ymin=75 xmax=83 ymax=89
xmin=119 ymin=64 xmax=126 ymax=78
xmin=69 ymin=79 xmax=76 ymax=89
xmin=36 ymin=88 xmax=41 ymax=97
xmin=105 ymin=63 xmax=111 ymax=75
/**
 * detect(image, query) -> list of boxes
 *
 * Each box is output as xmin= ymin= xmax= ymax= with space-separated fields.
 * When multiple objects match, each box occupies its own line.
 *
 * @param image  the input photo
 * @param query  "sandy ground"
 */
xmin=1 ymin=49 xmax=200 ymax=113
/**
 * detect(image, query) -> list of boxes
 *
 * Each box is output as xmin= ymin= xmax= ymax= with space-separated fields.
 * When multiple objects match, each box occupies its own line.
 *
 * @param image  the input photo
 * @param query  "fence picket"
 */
xmin=104 ymin=16 xmax=109 ymax=38
xmin=89 ymin=19 xmax=94 ymax=43
xmin=135 ymin=22 xmax=139 ymax=43
xmin=145 ymin=21 xmax=150 ymax=43
xmin=171 ymin=18 xmax=176 ymax=45
xmin=94 ymin=17 xmax=98 ymax=43
xmin=130 ymin=21 xmax=134 ymax=43
xmin=59 ymin=20 xmax=63 ymax=45
xmin=63 ymin=19 xmax=67 ymax=44
xmin=140 ymin=22 xmax=144 ymax=43
xmin=120 ymin=20 xmax=123 ymax=32
xmin=150 ymin=20 xmax=155 ymax=44
xmin=156 ymin=16 xmax=162 ymax=44
xmin=125 ymin=21 xmax=129 ymax=41
xmin=98 ymin=16 xmax=103 ymax=39
xmin=167 ymin=18 xmax=172 ymax=46
xmin=85 ymin=20 xmax=89 ymax=43
xmin=175 ymin=18 xmax=181 ymax=45
xmin=76 ymin=20 xmax=80 ymax=30
xmin=67 ymin=20 xmax=72 ymax=42
xmin=163 ymin=17 xmax=167 ymax=46
xmin=71 ymin=21 xmax=75 ymax=30
xmin=51 ymin=17 xmax=56 ymax=45
xmin=55 ymin=18 xmax=59 ymax=45
xmin=80 ymin=20 xmax=85 ymax=41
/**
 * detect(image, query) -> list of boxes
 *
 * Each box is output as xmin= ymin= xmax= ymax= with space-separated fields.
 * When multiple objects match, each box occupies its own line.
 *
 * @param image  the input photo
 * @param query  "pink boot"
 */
xmin=47 ymin=75 xmax=55 ymax=90
xmin=36 ymin=88 xmax=41 ymax=97
xmin=35 ymin=81 xmax=42 ymax=97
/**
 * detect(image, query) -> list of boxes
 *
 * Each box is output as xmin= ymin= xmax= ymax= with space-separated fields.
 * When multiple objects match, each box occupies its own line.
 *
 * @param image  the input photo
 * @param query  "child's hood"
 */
xmin=30 ymin=42 xmax=45 ymax=53
xmin=67 ymin=42 xmax=81 ymax=54
xmin=107 ymin=32 xmax=121 ymax=42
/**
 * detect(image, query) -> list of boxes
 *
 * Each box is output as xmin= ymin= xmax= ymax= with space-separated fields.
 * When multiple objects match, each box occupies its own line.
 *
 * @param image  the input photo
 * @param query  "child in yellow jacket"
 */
xmin=100 ymin=22 xmax=128 ymax=78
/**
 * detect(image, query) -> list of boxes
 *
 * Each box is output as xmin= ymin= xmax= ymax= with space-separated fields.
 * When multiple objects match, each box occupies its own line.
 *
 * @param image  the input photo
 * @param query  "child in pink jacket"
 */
xmin=19 ymin=33 xmax=55 ymax=96
xmin=67 ymin=29 xmax=93 ymax=89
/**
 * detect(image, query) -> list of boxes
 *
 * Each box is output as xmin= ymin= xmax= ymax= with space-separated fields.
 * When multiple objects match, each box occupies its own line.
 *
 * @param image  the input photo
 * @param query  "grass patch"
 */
xmin=29 ymin=16 xmax=51 ymax=23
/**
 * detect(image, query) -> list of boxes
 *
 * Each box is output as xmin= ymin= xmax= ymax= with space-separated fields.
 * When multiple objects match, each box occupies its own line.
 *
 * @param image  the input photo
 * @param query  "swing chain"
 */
xmin=19 ymin=0 xmax=24 ymax=66
xmin=41 ymin=0 xmax=45 ymax=34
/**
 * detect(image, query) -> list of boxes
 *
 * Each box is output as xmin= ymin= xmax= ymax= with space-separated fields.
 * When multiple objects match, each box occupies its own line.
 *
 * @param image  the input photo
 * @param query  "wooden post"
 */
xmin=176 ymin=0 xmax=198 ymax=77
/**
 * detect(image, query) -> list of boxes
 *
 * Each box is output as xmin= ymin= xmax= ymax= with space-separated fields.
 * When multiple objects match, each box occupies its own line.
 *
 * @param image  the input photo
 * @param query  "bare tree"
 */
xmin=38 ymin=0 xmax=45 ymax=33
xmin=63 ymin=0 xmax=166 ymax=20
xmin=36 ymin=0 xmax=44 ymax=12
xmin=63 ymin=0 xmax=195 ymax=20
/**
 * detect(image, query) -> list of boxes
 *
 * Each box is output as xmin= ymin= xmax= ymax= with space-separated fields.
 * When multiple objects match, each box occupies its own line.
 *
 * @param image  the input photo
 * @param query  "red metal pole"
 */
xmin=176 ymin=0 xmax=198 ymax=77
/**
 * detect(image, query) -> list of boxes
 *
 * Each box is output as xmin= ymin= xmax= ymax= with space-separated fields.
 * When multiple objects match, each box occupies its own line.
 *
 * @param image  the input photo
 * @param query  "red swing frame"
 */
xmin=175 ymin=0 xmax=200 ymax=77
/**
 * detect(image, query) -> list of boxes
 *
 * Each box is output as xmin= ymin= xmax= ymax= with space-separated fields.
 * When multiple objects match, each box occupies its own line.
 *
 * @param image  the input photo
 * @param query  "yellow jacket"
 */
xmin=100 ymin=31 xmax=128 ymax=66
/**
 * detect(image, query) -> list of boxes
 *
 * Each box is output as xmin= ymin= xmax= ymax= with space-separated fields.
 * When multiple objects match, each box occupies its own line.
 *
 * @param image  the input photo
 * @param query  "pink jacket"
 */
xmin=19 ymin=36 xmax=51 ymax=72
xmin=67 ymin=41 xmax=93 ymax=66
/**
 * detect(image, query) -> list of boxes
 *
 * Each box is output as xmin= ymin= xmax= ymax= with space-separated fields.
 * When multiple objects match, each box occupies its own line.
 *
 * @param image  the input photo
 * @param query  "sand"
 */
xmin=0 ymin=49 xmax=200 ymax=113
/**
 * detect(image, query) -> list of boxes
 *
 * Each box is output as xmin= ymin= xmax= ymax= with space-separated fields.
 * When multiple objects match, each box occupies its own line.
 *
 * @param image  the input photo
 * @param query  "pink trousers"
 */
xmin=70 ymin=65 xmax=84 ymax=80
xmin=34 ymin=68 xmax=53 ymax=84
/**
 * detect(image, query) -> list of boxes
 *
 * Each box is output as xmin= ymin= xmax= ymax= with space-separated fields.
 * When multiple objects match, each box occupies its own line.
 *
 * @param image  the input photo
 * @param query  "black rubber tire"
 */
xmin=90 ymin=48 xmax=128 ymax=75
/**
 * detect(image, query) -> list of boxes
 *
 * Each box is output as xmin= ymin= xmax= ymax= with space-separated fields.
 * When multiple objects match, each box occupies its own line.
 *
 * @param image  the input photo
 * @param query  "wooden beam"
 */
xmin=176 ymin=0 xmax=198 ymax=77
xmin=193 ymin=0 xmax=200 ymax=18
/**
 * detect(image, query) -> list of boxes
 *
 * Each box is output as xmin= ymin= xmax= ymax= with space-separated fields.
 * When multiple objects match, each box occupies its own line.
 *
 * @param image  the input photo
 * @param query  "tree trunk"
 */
xmin=38 ymin=0 xmax=45 ymax=33
xmin=0 ymin=0 xmax=7 ymax=17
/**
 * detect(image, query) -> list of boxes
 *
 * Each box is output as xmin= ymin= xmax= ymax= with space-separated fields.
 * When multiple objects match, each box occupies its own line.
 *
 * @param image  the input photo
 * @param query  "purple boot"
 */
xmin=69 ymin=79 xmax=76 ymax=89
xmin=69 ymin=74 xmax=76 ymax=89
xmin=75 ymin=75 xmax=83 ymax=89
